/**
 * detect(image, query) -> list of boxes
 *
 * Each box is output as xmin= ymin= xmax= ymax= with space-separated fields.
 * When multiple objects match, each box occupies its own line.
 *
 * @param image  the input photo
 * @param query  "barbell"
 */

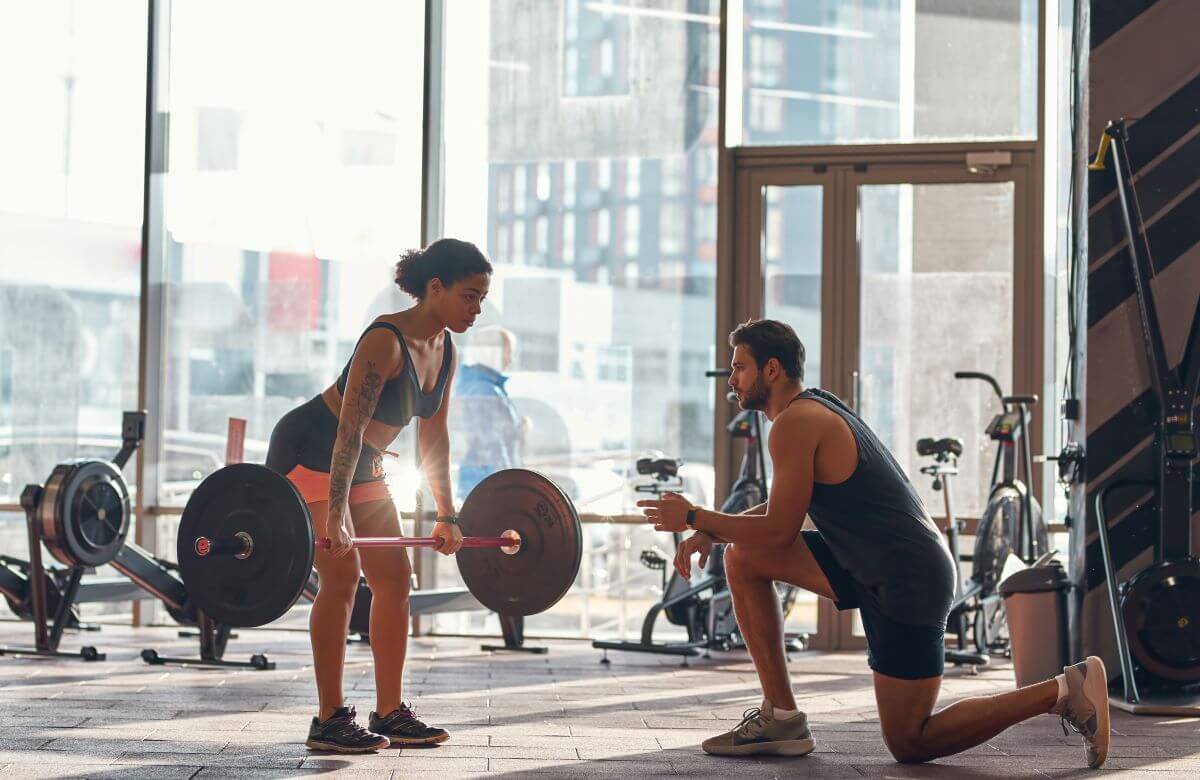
xmin=176 ymin=463 xmax=583 ymax=628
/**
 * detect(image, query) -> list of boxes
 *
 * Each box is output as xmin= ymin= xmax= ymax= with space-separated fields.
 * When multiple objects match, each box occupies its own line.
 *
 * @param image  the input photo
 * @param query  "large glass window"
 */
xmin=439 ymin=0 xmax=719 ymax=638
xmin=734 ymin=0 xmax=1039 ymax=146
xmin=0 ymin=1 xmax=146 ymax=509
xmin=153 ymin=1 xmax=426 ymax=512
xmin=0 ymin=0 xmax=1060 ymax=645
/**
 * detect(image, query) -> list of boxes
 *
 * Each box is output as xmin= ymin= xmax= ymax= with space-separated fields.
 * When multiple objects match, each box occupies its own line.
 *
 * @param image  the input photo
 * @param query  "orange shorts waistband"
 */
xmin=286 ymin=464 xmax=392 ymax=506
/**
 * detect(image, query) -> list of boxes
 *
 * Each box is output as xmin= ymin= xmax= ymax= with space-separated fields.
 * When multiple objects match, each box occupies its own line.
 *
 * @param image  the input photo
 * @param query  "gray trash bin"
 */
xmin=1000 ymin=562 xmax=1072 ymax=687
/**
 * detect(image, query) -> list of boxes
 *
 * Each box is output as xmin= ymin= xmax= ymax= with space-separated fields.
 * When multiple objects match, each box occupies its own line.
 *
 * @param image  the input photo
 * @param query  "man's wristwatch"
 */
xmin=436 ymin=515 xmax=459 ymax=526
xmin=685 ymin=507 xmax=698 ymax=528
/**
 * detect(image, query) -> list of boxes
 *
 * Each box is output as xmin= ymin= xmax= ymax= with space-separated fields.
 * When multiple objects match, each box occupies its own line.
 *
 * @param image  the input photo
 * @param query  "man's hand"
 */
xmin=674 ymin=533 xmax=713 ymax=580
xmin=432 ymin=520 xmax=463 ymax=555
xmin=637 ymin=492 xmax=693 ymax=533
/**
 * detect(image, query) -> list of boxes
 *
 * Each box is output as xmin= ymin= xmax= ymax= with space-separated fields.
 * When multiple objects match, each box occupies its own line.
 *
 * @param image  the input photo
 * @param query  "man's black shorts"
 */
xmin=803 ymin=529 xmax=946 ymax=680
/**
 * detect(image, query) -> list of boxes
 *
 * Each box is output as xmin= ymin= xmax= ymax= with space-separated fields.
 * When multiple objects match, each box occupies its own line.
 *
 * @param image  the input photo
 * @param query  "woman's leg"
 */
xmin=308 ymin=500 xmax=363 ymax=722
xmin=351 ymin=498 xmax=411 ymax=716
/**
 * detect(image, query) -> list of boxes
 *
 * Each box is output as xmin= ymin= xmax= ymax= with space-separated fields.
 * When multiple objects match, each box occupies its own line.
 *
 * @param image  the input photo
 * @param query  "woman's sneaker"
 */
xmin=701 ymin=700 xmax=815 ymax=757
xmin=369 ymin=703 xmax=450 ymax=746
xmin=305 ymin=705 xmax=391 ymax=753
xmin=1050 ymin=656 xmax=1110 ymax=768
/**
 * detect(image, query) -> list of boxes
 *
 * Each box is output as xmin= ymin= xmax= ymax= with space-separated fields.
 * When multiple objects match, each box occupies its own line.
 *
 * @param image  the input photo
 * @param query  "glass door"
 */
xmin=733 ymin=166 xmax=840 ymax=649
xmin=731 ymin=160 xmax=1030 ymax=650
xmin=840 ymin=166 xmax=1028 ymax=646
xmin=852 ymin=177 xmax=1022 ymax=525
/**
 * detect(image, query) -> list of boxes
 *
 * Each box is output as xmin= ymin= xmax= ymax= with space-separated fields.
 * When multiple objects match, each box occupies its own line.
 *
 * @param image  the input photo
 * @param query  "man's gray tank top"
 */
xmin=796 ymin=388 xmax=956 ymax=629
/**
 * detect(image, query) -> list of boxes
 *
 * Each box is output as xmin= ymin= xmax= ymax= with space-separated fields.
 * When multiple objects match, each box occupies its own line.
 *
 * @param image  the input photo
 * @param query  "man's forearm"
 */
xmin=694 ymin=501 xmax=767 ymax=544
xmin=692 ymin=508 xmax=790 ymax=546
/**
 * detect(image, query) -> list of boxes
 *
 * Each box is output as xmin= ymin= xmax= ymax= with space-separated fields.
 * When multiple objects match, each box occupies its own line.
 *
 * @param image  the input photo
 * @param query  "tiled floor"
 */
xmin=0 ymin=621 xmax=1195 ymax=778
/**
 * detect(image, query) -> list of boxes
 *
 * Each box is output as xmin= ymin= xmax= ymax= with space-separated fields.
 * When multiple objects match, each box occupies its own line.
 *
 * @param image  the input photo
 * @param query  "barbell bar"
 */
xmin=192 ymin=531 xmax=523 ymax=556
xmin=175 ymin=463 xmax=583 ymax=627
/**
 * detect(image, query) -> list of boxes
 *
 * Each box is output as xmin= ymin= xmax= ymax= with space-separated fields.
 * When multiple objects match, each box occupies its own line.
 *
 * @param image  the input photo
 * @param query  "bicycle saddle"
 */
xmin=916 ymin=437 xmax=964 ymax=457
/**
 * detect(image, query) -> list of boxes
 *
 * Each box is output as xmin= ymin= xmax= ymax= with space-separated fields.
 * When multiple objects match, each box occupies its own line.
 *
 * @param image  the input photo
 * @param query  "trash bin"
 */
xmin=1000 ymin=561 xmax=1072 ymax=687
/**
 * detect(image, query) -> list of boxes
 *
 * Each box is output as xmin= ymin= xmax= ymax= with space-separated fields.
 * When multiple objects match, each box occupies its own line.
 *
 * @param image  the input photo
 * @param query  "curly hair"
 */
xmin=394 ymin=238 xmax=493 ymax=299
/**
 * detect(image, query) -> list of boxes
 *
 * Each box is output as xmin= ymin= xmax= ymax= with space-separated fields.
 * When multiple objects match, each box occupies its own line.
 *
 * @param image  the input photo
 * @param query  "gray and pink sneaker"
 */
xmin=369 ymin=702 xmax=449 ymax=747
xmin=1051 ymin=656 xmax=1111 ymax=768
xmin=305 ymin=705 xmax=390 ymax=753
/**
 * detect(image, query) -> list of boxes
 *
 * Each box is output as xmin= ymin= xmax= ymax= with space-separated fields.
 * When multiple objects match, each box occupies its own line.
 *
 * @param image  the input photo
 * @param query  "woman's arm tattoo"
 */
xmin=329 ymin=362 xmax=383 ymax=509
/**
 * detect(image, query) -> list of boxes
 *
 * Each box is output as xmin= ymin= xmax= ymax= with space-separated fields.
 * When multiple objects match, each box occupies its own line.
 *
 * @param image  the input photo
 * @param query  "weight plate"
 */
xmin=456 ymin=469 xmax=582 ymax=617
xmin=177 ymin=463 xmax=314 ymax=628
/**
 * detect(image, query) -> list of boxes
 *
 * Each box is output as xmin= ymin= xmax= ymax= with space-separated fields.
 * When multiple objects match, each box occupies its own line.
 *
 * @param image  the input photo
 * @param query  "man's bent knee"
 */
xmin=723 ymin=544 xmax=768 ymax=581
xmin=886 ymin=741 xmax=931 ymax=764
xmin=883 ymin=730 xmax=933 ymax=764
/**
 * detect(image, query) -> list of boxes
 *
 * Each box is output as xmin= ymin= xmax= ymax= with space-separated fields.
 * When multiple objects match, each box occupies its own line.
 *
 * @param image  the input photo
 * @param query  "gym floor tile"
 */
xmin=198 ymin=770 xmax=397 ymax=779
xmin=0 ymin=623 xmax=1192 ymax=778
xmin=487 ymin=757 xmax=676 ymax=776
xmin=0 ymin=764 xmax=199 ymax=779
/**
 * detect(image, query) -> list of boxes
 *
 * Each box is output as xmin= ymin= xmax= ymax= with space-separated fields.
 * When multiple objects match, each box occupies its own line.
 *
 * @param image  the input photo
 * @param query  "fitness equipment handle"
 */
xmin=953 ymin=371 xmax=1004 ymax=402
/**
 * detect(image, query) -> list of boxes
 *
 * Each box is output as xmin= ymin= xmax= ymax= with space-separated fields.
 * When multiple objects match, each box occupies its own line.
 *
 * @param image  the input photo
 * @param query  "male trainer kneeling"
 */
xmin=639 ymin=319 xmax=1109 ymax=767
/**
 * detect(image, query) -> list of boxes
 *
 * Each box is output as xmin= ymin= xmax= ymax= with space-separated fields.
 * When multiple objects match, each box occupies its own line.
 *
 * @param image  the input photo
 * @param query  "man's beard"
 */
xmin=740 ymin=375 xmax=770 ymax=411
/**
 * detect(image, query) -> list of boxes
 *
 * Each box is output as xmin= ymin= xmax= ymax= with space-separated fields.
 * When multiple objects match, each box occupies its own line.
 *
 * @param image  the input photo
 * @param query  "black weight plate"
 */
xmin=177 ymin=463 xmax=314 ymax=628
xmin=456 ymin=469 xmax=582 ymax=617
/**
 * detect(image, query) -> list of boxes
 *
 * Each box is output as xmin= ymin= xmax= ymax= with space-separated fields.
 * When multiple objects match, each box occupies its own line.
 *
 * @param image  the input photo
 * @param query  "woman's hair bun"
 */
xmin=394 ymin=238 xmax=493 ymax=299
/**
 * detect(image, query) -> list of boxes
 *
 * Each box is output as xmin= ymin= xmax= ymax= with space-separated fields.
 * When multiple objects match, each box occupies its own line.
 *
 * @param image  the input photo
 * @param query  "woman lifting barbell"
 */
xmin=265 ymin=238 xmax=492 ymax=753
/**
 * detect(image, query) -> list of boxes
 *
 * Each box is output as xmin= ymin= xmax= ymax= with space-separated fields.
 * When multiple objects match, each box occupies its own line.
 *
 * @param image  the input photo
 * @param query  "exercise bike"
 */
xmin=956 ymin=371 xmax=1048 ymax=572
xmin=592 ymin=456 xmax=716 ymax=664
xmin=918 ymin=372 xmax=1048 ymax=668
xmin=592 ymin=392 xmax=801 ymax=665
xmin=918 ymin=437 xmax=1000 ymax=669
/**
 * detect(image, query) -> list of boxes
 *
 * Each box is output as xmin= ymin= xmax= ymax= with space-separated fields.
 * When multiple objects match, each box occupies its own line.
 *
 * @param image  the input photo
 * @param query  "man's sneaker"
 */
xmin=701 ymin=700 xmax=815 ymax=757
xmin=305 ymin=705 xmax=390 ymax=753
xmin=1050 ymin=656 xmax=1110 ymax=768
xmin=369 ymin=703 xmax=450 ymax=746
